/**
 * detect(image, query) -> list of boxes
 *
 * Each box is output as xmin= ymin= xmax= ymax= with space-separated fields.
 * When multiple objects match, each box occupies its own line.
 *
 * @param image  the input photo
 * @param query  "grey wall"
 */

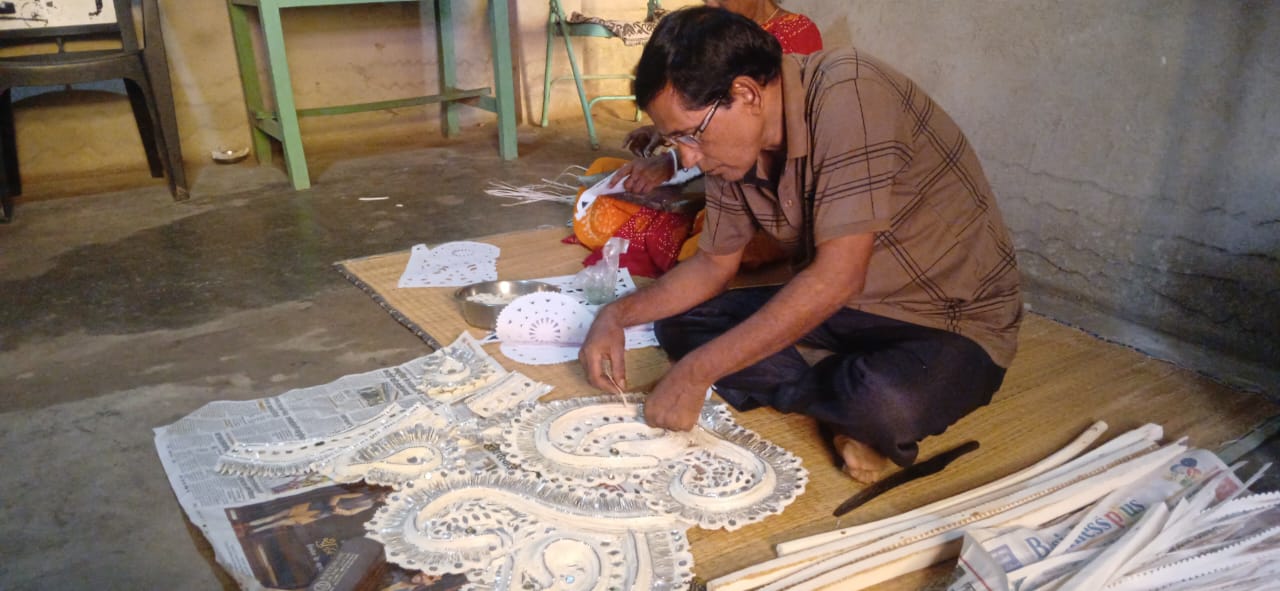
xmin=791 ymin=0 xmax=1278 ymax=395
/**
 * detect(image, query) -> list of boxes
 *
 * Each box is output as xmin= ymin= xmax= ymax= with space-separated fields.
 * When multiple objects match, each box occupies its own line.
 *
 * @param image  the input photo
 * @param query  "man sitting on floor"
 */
xmin=578 ymin=6 xmax=1022 ymax=482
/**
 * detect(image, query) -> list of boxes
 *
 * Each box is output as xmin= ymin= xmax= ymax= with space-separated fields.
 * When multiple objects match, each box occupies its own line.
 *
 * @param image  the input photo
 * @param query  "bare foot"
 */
xmin=833 ymin=434 xmax=892 ymax=484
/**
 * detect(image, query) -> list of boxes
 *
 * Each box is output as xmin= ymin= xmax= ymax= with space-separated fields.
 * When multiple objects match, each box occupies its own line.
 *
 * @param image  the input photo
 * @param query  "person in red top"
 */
xmin=707 ymin=0 xmax=823 ymax=56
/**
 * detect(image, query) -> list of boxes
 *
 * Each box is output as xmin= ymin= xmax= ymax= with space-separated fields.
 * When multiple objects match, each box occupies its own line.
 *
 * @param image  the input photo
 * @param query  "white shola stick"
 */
xmin=711 ymin=423 xmax=1157 ymax=591
xmin=775 ymin=421 xmax=1118 ymax=556
xmin=720 ymin=440 xmax=1184 ymax=591
xmin=762 ymin=442 xmax=1188 ymax=591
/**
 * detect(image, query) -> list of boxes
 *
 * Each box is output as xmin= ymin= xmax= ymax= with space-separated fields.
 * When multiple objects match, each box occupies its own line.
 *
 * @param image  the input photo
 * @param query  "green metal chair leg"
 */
xmin=540 ymin=20 xmax=556 ymax=128
xmin=227 ymin=0 xmax=272 ymax=166
xmin=557 ymin=24 xmax=599 ymax=149
xmin=259 ymin=4 xmax=310 ymax=190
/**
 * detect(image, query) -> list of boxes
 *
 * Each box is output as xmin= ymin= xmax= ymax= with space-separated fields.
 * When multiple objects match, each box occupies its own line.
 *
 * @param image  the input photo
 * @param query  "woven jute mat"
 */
xmin=337 ymin=227 xmax=1276 ymax=588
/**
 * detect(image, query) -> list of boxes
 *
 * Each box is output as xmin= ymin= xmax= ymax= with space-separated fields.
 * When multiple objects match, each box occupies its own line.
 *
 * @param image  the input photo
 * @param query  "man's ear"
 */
xmin=730 ymin=76 xmax=765 ymax=113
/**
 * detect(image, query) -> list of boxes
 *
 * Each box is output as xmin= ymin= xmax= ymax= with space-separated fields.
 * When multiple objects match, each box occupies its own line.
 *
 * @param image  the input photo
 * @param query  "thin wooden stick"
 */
xmin=708 ymin=424 xmax=1169 ymax=591
xmin=776 ymin=421 xmax=1120 ymax=556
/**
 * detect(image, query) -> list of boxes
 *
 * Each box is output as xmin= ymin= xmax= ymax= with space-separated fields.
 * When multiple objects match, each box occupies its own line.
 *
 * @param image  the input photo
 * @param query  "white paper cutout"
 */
xmin=215 ymin=341 xmax=808 ymax=589
xmin=216 ymin=335 xmax=553 ymax=484
xmin=487 ymin=271 xmax=659 ymax=364
xmin=398 ymin=241 xmax=500 ymax=288
xmin=420 ymin=333 xmax=506 ymax=402
xmin=625 ymin=323 xmax=659 ymax=350
xmin=500 ymin=396 xmax=808 ymax=531
xmin=327 ymin=423 xmax=464 ymax=487
xmin=543 ymin=270 xmax=660 ymax=349
xmin=463 ymin=372 xmax=554 ymax=419
xmin=495 ymin=292 xmax=596 ymax=365
xmin=216 ymin=404 xmax=457 ymax=481
xmin=365 ymin=472 xmax=696 ymax=591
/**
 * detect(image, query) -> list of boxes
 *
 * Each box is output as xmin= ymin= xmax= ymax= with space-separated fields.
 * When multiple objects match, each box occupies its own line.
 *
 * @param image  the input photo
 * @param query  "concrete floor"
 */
xmin=0 ymin=115 xmax=639 ymax=589
xmin=2 ymin=114 xmax=1278 ymax=590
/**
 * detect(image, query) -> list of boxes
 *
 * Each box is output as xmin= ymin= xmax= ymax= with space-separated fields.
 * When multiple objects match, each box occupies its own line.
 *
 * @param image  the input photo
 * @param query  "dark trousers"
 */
xmin=654 ymin=286 xmax=1006 ymax=467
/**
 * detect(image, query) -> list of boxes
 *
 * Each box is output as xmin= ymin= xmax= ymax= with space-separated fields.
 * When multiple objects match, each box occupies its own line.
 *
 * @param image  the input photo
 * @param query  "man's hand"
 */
xmin=613 ymin=154 xmax=677 ymax=195
xmin=623 ymin=125 xmax=663 ymax=157
xmin=579 ymin=305 xmax=628 ymax=392
xmin=643 ymin=360 xmax=711 ymax=431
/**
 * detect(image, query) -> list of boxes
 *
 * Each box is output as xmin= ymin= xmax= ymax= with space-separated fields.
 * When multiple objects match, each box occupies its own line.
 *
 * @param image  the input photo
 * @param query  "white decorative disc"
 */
xmin=495 ymin=292 xmax=595 ymax=365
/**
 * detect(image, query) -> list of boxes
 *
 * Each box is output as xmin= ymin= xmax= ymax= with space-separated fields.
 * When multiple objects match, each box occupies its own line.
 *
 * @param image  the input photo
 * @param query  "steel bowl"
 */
xmin=453 ymin=280 xmax=561 ymax=329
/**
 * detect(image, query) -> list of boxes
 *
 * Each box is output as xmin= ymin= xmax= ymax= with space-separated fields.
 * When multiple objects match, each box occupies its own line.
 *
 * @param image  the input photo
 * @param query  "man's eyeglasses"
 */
xmin=663 ymin=100 xmax=721 ymax=148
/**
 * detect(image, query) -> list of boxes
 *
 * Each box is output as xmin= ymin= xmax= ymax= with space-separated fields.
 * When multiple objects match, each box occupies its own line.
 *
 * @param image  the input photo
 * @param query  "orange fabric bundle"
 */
xmin=572 ymin=157 xmax=640 ymax=251
xmin=571 ymin=157 xmax=695 ymax=278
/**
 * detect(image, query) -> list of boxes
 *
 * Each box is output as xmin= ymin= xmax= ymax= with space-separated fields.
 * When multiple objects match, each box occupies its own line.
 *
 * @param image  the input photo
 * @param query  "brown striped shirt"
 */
xmin=700 ymin=49 xmax=1023 ymax=366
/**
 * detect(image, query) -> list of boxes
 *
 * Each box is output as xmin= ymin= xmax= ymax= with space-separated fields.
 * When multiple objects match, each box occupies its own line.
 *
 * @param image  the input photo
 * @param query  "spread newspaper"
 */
xmin=154 ymin=353 xmax=479 ymax=591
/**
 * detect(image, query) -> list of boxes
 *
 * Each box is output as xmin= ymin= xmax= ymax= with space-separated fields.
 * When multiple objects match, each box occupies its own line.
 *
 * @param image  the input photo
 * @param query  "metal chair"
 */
xmin=0 ymin=0 xmax=188 ymax=223
xmin=540 ymin=0 xmax=661 ymax=149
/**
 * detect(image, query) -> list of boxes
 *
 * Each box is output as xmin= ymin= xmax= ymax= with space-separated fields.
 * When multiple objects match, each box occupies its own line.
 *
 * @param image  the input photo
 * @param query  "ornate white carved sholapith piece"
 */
xmin=420 ymin=333 xmax=506 ymax=401
xmin=216 ymin=336 xmax=812 ymax=589
xmin=500 ymin=395 xmax=808 ymax=531
xmin=216 ymin=404 xmax=463 ymax=484
xmin=326 ymin=423 xmax=464 ymax=487
xmin=462 ymin=372 xmax=554 ymax=419
xmin=365 ymin=472 xmax=696 ymax=591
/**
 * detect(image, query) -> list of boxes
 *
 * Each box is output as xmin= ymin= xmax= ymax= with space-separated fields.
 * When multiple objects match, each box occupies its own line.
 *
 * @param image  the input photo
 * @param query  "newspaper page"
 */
xmin=948 ymin=448 xmax=1247 ymax=591
xmin=154 ymin=343 xmax=505 ymax=591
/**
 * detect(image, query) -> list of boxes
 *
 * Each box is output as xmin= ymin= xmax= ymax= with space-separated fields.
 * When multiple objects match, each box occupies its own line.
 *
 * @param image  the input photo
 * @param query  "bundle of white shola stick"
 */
xmin=708 ymin=422 xmax=1280 ymax=591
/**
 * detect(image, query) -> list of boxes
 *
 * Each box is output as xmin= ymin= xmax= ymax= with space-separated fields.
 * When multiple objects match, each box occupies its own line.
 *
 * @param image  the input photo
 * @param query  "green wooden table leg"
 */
xmin=227 ymin=0 xmax=273 ymax=166
xmin=433 ymin=0 xmax=460 ymax=137
xmin=259 ymin=3 xmax=312 ymax=190
xmin=489 ymin=0 xmax=517 ymax=159
xmin=554 ymin=19 xmax=598 ymax=150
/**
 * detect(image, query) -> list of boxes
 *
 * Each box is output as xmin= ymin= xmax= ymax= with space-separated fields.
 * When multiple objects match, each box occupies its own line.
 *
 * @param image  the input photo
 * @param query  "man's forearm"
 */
xmin=603 ymin=250 xmax=739 ymax=327
xmin=672 ymin=233 xmax=874 ymax=387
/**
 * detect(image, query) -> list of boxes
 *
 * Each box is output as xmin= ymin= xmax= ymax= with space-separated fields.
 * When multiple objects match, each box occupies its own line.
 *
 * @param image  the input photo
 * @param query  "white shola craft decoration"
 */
xmin=216 ymin=334 xmax=810 ymax=591
xmin=365 ymin=471 xmax=697 ymax=591
xmin=494 ymin=292 xmax=596 ymax=365
xmin=398 ymin=241 xmax=501 ymax=288
xmin=420 ymin=332 xmax=506 ymax=401
xmin=500 ymin=395 xmax=808 ymax=531
xmin=216 ymin=403 xmax=459 ymax=483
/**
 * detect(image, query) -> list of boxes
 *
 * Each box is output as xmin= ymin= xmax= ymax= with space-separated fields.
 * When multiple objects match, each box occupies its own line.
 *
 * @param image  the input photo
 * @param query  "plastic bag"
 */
xmin=575 ymin=237 xmax=629 ymax=305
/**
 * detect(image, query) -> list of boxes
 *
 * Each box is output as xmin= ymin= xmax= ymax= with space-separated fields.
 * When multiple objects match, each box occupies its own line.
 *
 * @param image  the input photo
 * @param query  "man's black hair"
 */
xmin=634 ymin=6 xmax=783 ymax=111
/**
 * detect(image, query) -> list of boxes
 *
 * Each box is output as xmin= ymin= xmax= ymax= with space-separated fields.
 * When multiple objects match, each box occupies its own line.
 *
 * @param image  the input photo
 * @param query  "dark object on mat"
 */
xmin=833 ymin=440 xmax=980 ymax=517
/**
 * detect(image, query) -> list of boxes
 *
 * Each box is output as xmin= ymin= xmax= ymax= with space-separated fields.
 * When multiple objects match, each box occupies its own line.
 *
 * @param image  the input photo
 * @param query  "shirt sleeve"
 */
xmin=808 ymin=69 xmax=909 ymax=244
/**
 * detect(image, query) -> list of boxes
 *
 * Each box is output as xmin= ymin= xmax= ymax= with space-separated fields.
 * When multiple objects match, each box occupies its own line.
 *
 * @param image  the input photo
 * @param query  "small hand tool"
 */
xmin=602 ymin=361 xmax=630 ymax=413
xmin=833 ymin=439 xmax=980 ymax=517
